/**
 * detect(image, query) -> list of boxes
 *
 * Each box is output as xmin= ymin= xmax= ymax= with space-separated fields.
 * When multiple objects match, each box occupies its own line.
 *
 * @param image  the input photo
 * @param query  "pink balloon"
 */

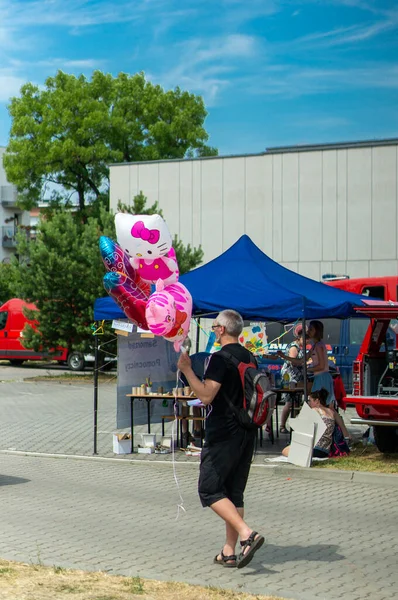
xmin=145 ymin=279 xmax=192 ymax=351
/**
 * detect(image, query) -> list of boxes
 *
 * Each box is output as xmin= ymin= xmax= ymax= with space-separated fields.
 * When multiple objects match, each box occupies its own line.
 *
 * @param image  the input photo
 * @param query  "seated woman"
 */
xmin=282 ymin=389 xmax=335 ymax=459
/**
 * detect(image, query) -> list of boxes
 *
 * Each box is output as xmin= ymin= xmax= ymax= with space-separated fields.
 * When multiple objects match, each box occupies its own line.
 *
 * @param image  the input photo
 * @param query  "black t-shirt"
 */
xmin=204 ymin=343 xmax=254 ymax=443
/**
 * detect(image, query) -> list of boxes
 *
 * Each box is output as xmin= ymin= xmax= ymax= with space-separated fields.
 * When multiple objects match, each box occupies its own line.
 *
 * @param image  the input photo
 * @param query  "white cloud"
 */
xmin=221 ymin=0 xmax=280 ymax=24
xmin=295 ymin=18 xmax=398 ymax=47
xmin=0 ymin=71 xmax=26 ymax=101
xmin=35 ymin=58 xmax=103 ymax=70
xmin=244 ymin=63 xmax=398 ymax=98
xmin=152 ymin=34 xmax=259 ymax=104
xmin=191 ymin=34 xmax=258 ymax=65
xmin=0 ymin=0 xmax=164 ymax=28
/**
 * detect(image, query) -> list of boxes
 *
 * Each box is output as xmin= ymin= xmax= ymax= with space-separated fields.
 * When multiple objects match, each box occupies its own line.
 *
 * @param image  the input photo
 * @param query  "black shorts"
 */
xmin=198 ymin=429 xmax=255 ymax=508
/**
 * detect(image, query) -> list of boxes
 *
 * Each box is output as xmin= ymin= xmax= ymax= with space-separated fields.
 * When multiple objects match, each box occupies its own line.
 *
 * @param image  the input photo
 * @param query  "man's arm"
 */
xmin=177 ymin=353 xmax=221 ymax=405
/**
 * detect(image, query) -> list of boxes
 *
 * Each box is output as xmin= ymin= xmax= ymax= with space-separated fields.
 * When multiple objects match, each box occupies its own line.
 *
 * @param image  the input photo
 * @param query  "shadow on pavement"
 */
xmin=0 ymin=474 xmax=30 ymax=486
xmin=259 ymin=543 xmax=344 ymax=567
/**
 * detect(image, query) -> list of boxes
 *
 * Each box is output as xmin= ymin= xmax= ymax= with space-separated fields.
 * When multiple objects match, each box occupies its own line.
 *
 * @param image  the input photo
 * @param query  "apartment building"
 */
xmin=0 ymin=147 xmax=31 ymax=263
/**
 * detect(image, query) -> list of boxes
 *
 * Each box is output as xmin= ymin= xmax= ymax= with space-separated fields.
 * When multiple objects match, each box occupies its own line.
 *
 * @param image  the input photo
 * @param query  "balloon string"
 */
xmin=172 ymin=369 xmax=186 ymax=520
xmin=265 ymin=320 xmax=301 ymax=347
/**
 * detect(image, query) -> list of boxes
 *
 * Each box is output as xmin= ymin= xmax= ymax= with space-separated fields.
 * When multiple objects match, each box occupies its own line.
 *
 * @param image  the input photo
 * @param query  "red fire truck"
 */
xmin=324 ymin=275 xmax=398 ymax=301
xmin=345 ymin=302 xmax=398 ymax=453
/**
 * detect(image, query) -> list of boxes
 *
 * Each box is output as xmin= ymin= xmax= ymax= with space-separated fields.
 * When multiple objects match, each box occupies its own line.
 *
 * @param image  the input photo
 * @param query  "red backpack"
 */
xmin=219 ymin=350 xmax=276 ymax=430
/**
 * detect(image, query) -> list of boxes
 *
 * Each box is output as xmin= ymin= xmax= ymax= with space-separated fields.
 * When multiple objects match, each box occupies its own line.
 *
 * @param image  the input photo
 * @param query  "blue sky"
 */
xmin=0 ymin=0 xmax=397 ymax=155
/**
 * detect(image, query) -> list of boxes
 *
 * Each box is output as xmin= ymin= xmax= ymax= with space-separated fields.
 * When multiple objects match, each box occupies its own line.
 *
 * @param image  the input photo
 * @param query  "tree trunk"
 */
xmin=77 ymin=180 xmax=85 ymax=212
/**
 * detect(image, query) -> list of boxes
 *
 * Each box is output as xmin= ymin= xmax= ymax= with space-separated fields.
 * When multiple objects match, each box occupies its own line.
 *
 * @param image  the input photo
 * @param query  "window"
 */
xmin=386 ymin=322 xmax=397 ymax=350
xmin=265 ymin=322 xmax=284 ymax=347
xmin=362 ymin=286 xmax=385 ymax=300
xmin=283 ymin=324 xmax=296 ymax=345
xmin=319 ymin=319 xmax=341 ymax=345
xmin=349 ymin=319 xmax=370 ymax=345
xmin=0 ymin=312 xmax=8 ymax=330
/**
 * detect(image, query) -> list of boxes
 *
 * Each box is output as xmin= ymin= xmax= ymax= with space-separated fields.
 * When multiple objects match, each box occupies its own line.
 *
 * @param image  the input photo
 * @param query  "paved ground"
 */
xmin=1 ymin=452 xmax=397 ymax=600
xmin=1 ymin=366 xmax=396 ymax=600
xmin=0 ymin=364 xmax=364 ymax=460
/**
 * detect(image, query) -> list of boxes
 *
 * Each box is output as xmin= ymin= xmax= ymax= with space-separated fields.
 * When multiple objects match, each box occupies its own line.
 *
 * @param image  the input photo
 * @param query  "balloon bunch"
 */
xmin=99 ymin=214 xmax=192 ymax=352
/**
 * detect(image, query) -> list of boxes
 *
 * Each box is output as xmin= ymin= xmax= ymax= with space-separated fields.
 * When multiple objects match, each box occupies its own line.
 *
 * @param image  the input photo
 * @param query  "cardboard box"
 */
xmin=113 ymin=433 xmax=131 ymax=454
xmin=141 ymin=433 xmax=156 ymax=448
xmin=137 ymin=447 xmax=153 ymax=454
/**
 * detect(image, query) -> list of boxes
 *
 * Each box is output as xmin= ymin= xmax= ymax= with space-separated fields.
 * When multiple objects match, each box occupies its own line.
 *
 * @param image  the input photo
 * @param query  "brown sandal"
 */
xmin=237 ymin=531 xmax=264 ymax=569
xmin=213 ymin=550 xmax=237 ymax=568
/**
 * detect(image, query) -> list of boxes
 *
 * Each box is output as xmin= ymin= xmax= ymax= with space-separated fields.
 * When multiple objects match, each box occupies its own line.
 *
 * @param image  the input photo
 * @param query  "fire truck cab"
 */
xmin=346 ymin=303 xmax=398 ymax=453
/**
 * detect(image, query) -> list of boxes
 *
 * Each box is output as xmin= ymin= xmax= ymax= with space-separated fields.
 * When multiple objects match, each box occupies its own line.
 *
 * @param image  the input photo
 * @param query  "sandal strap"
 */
xmin=240 ymin=531 xmax=258 ymax=548
xmin=221 ymin=550 xmax=237 ymax=561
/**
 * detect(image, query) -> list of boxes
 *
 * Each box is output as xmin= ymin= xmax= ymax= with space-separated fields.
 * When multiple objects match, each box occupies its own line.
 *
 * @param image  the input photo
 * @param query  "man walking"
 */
xmin=177 ymin=309 xmax=264 ymax=569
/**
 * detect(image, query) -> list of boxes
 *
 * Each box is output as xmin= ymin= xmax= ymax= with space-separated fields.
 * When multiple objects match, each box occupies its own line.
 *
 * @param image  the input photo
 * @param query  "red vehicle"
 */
xmin=324 ymin=275 xmax=398 ymax=301
xmin=345 ymin=302 xmax=398 ymax=453
xmin=0 ymin=298 xmax=87 ymax=370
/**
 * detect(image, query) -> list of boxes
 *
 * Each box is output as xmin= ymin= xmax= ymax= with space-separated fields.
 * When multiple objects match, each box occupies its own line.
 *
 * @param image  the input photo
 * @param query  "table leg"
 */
xmin=289 ymin=393 xmax=299 ymax=442
xmin=275 ymin=399 xmax=279 ymax=438
xmin=146 ymin=400 xmax=151 ymax=433
xmin=130 ymin=398 xmax=134 ymax=453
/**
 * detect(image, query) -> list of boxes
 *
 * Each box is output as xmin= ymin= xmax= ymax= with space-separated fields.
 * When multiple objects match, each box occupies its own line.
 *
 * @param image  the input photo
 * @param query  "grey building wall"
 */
xmin=109 ymin=139 xmax=398 ymax=280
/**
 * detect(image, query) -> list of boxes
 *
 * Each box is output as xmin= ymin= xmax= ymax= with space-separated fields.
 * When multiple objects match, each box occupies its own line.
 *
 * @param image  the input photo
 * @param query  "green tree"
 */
xmin=4 ymin=71 xmax=217 ymax=211
xmin=17 ymin=206 xmax=115 ymax=354
xmin=0 ymin=259 xmax=22 ymax=305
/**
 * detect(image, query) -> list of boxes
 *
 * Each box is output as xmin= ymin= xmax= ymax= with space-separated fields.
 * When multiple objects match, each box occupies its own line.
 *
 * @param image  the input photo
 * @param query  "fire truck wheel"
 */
xmin=373 ymin=426 xmax=398 ymax=453
xmin=67 ymin=352 xmax=85 ymax=372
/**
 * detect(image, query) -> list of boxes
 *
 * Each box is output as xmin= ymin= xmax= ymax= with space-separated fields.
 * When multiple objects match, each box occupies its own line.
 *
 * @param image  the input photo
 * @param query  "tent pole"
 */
xmin=302 ymin=318 xmax=308 ymax=404
xmin=93 ymin=326 xmax=99 ymax=455
xmin=195 ymin=318 xmax=201 ymax=353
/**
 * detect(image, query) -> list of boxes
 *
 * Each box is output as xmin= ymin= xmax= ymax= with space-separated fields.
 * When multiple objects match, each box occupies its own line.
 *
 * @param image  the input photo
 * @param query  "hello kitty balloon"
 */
xmin=115 ymin=213 xmax=179 ymax=286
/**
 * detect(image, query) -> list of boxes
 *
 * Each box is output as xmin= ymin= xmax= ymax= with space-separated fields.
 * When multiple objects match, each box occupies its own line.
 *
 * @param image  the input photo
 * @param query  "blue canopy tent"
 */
xmin=179 ymin=235 xmax=366 ymax=321
xmin=94 ymin=296 xmax=125 ymax=321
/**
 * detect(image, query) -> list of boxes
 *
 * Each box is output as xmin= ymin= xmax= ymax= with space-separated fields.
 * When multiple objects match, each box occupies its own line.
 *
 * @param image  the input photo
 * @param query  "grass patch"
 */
xmin=0 ymin=558 xmax=285 ymax=600
xmin=24 ymin=372 xmax=116 ymax=384
xmin=312 ymin=443 xmax=398 ymax=473
xmin=0 ymin=567 xmax=15 ymax=575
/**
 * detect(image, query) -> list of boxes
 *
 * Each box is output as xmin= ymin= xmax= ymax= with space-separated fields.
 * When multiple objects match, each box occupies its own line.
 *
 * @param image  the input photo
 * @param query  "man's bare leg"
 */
xmin=210 ymin=498 xmax=254 ymax=549
xmin=215 ymin=507 xmax=244 ymax=563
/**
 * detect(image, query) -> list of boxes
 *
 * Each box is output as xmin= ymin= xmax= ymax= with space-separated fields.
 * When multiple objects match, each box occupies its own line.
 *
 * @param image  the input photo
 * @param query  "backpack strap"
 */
xmin=216 ymin=350 xmax=245 ymax=417
xmin=217 ymin=349 xmax=240 ymax=367
xmin=218 ymin=349 xmax=257 ymax=368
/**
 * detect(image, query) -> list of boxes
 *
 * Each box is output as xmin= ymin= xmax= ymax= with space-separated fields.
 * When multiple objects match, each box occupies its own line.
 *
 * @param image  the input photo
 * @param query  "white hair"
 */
xmin=217 ymin=310 xmax=244 ymax=337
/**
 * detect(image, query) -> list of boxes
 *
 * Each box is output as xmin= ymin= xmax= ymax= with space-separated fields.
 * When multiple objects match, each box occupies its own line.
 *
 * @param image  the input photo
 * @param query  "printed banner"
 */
xmin=116 ymin=329 xmax=179 ymax=428
xmin=205 ymin=323 xmax=267 ymax=355
xmin=239 ymin=323 xmax=267 ymax=354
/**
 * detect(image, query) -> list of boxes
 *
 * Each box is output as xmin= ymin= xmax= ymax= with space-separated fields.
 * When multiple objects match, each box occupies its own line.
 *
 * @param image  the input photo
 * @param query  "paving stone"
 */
xmin=0 ymin=380 xmax=396 ymax=600
xmin=0 ymin=452 xmax=397 ymax=600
